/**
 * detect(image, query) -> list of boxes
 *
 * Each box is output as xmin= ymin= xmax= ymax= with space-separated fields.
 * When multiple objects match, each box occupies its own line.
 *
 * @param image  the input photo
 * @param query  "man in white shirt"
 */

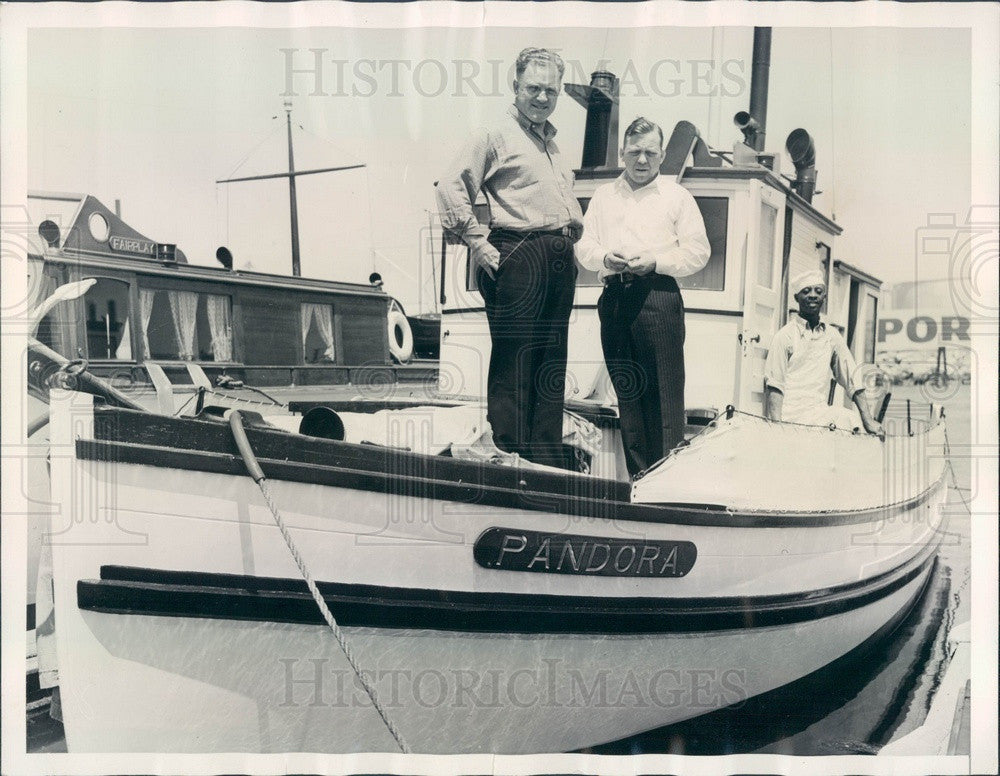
xmin=764 ymin=269 xmax=883 ymax=436
xmin=577 ymin=117 xmax=711 ymax=477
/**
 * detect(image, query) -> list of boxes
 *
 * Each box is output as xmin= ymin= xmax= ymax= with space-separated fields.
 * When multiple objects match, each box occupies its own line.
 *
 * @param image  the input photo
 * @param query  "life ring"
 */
xmin=388 ymin=308 xmax=414 ymax=363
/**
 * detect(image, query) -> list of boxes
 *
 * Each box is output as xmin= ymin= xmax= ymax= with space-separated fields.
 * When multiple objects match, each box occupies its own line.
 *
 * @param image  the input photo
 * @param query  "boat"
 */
xmin=26 ymin=29 xmax=950 ymax=754
xmin=38 ymin=352 xmax=947 ymax=754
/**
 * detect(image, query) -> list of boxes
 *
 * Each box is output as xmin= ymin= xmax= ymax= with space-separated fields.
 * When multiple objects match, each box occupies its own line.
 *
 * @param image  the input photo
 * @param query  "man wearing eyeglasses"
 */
xmin=436 ymin=47 xmax=584 ymax=468
xmin=577 ymin=117 xmax=711 ymax=478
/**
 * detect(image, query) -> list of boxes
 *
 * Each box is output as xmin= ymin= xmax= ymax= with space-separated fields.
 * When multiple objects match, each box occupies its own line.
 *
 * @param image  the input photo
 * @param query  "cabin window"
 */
xmin=142 ymin=289 xmax=233 ymax=362
xmin=301 ymin=303 xmax=336 ymax=363
xmin=82 ymin=278 xmax=132 ymax=360
xmin=757 ymin=204 xmax=778 ymax=288
xmin=198 ymin=294 xmax=233 ymax=361
xmin=33 ymin=271 xmax=65 ymax=354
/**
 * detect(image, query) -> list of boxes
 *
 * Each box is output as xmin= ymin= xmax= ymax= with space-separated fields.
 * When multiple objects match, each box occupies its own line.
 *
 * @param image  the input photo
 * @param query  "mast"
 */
xmin=285 ymin=101 xmax=302 ymax=277
xmin=217 ymin=102 xmax=366 ymax=277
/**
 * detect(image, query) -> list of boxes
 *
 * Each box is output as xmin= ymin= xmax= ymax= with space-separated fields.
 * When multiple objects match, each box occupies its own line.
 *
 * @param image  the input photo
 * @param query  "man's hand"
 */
xmin=603 ymin=252 xmax=629 ymax=272
xmin=471 ymin=241 xmax=501 ymax=279
xmin=627 ymin=253 xmax=657 ymax=276
xmin=862 ymin=418 xmax=885 ymax=440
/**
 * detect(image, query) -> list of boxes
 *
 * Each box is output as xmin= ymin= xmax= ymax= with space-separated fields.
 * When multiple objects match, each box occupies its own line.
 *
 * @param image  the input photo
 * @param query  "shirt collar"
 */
xmin=614 ymin=172 xmax=662 ymax=195
xmin=508 ymin=104 xmax=557 ymax=141
xmin=792 ymin=314 xmax=827 ymax=334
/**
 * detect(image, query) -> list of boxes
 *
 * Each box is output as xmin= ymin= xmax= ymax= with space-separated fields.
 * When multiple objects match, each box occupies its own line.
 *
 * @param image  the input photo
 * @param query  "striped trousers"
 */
xmin=598 ymin=273 xmax=686 ymax=478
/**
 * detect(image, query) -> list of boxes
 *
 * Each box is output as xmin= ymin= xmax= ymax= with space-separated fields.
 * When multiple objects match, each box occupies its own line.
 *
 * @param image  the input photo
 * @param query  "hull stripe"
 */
xmin=77 ymin=547 xmax=938 ymax=634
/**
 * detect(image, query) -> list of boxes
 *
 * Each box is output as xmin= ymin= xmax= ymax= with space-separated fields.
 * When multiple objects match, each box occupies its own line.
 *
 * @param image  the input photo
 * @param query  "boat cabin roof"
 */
xmin=27 ymin=191 xmax=382 ymax=297
xmin=576 ymin=165 xmax=843 ymax=237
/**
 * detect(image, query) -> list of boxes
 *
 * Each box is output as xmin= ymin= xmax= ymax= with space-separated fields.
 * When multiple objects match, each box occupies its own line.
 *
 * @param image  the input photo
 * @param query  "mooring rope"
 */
xmin=226 ymin=410 xmax=410 ymax=753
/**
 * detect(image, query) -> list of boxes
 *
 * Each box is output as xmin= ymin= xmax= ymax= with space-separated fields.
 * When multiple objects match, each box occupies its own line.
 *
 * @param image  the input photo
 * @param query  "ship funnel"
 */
xmin=564 ymin=70 xmax=620 ymax=169
xmin=786 ymin=128 xmax=817 ymax=203
xmin=746 ymin=27 xmax=771 ymax=152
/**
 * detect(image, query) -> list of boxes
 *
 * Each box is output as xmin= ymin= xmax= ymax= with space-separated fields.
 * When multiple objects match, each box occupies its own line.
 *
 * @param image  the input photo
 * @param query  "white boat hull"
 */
xmin=65 ymin=570 xmax=931 ymax=754
xmin=46 ymin=391 xmax=948 ymax=754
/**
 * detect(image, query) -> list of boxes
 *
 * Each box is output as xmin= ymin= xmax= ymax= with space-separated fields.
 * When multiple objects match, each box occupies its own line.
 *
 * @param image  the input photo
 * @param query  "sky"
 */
xmin=26 ymin=24 xmax=973 ymax=314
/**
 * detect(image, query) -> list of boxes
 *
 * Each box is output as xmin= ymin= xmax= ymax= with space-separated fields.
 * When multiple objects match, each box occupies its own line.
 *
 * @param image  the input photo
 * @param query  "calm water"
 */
xmin=594 ymin=383 xmax=973 ymax=756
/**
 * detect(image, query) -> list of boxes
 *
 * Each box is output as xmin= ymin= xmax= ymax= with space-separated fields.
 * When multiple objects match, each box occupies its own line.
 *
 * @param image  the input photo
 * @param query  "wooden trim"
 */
xmin=76 ymin=549 xmax=936 ymax=635
xmin=80 ymin=407 xmax=947 ymax=529
xmin=42 ymin=252 xmax=386 ymax=298
xmin=834 ymin=259 xmax=883 ymax=289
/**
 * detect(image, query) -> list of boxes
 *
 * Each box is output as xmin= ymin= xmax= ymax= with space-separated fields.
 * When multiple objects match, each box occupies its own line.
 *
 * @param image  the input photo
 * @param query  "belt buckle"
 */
xmin=604 ymin=272 xmax=634 ymax=287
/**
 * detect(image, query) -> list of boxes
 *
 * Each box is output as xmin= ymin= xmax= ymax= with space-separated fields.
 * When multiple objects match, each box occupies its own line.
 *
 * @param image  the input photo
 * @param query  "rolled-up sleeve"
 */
xmin=435 ymin=128 xmax=493 ymax=248
xmin=575 ymin=188 xmax=610 ymax=271
xmin=831 ymin=331 xmax=863 ymax=396
xmin=653 ymin=189 xmax=711 ymax=277
xmin=764 ymin=329 xmax=790 ymax=392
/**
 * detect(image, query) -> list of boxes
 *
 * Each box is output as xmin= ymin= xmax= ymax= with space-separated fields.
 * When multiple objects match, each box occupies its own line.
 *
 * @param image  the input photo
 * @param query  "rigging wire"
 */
xmin=216 ymin=118 xmax=285 ymax=261
xmin=222 ymin=118 xmax=284 ymax=182
xmin=293 ymin=123 xmax=377 ymax=274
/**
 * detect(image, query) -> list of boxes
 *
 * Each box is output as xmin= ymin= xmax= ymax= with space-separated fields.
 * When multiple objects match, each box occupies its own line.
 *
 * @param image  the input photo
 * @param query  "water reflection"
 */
xmin=592 ymin=562 xmax=953 ymax=756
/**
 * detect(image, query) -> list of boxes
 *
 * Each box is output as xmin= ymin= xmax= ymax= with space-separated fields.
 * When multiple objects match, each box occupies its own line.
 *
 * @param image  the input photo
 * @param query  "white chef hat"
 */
xmin=791 ymin=268 xmax=826 ymax=293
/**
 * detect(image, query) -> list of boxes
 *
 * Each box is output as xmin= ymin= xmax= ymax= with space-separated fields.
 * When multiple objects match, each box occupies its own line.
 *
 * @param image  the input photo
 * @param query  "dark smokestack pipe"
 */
xmin=786 ymin=128 xmax=817 ymax=203
xmin=565 ymin=70 xmax=620 ymax=169
xmin=748 ymin=28 xmax=771 ymax=152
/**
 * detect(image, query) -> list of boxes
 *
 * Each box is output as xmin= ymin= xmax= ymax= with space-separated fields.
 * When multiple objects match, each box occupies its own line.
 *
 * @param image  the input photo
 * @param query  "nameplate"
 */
xmin=474 ymin=528 xmax=696 ymax=578
xmin=109 ymin=235 xmax=156 ymax=256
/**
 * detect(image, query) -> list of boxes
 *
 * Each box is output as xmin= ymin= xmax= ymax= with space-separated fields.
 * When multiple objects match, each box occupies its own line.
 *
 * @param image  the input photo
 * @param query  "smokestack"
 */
xmin=786 ymin=128 xmax=817 ymax=203
xmin=747 ymin=28 xmax=771 ymax=152
xmin=565 ymin=70 xmax=620 ymax=169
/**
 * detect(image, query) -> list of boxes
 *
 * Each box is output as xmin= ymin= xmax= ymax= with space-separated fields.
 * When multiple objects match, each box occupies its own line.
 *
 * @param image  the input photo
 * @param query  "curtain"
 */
xmin=167 ymin=290 xmax=198 ymax=360
xmin=114 ymin=318 xmax=132 ymax=360
xmin=300 ymin=303 xmax=315 ymax=354
xmin=139 ymin=289 xmax=156 ymax=360
xmin=205 ymin=295 xmax=233 ymax=362
xmin=301 ymin=303 xmax=335 ymax=362
xmin=314 ymin=304 xmax=335 ymax=361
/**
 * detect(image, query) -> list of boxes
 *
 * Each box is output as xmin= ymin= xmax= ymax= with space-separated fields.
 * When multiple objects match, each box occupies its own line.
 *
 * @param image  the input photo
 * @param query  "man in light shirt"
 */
xmin=764 ymin=270 xmax=884 ymax=436
xmin=436 ymin=47 xmax=584 ymax=469
xmin=577 ymin=117 xmax=711 ymax=477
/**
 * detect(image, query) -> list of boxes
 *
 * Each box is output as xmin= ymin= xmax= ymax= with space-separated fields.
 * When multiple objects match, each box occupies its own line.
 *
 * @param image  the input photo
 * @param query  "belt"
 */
xmin=603 ymin=272 xmax=638 ymax=286
xmin=603 ymin=272 xmax=680 ymax=291
xmin=490 ymin=226 xmax=581 ymax=241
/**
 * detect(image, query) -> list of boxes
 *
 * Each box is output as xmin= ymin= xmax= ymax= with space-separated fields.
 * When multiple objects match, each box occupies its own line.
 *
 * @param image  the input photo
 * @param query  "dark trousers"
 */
xmin=598 ymin=274 xmax=686 ymax=478
xmin=477 ymin=231 xmax=577 ymax=468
